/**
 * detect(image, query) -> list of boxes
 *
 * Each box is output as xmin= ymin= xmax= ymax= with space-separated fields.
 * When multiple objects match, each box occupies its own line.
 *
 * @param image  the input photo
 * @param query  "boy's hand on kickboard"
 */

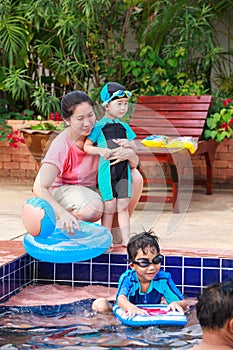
xmin=167 ymin=302 xmax=184 ymax=314
xmin=125 ymin=305 xmax=148 ymax=318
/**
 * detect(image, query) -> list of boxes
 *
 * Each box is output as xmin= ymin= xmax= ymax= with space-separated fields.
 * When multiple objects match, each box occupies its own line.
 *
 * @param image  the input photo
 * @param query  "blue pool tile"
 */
xmin=184 ymin=268 xmax=201 ymax=286
xmin=3 ymin=276 xmax=9 ymax=296
xmin=184 ymin=286 xmax=201 ymax=298
xmin=0 ymin=278 xmax=3 ymax=298
xmin=37 ymin=262 xmax=55 ymax=280
xmin=14 ymin=269 xmax=21 ymax=290
xmin=164 ymin=267 xmax=182 ymax=285
xmin=222 ymin=259 xmax=233 ymax=268
xmin=184 ymin=257 xmax=201 ymax=267
xmin=110 ymin=254 xmax=128 ymax=265
xmin=222 ymin=269 xmax=233 ymax=281
xmin=164 ymin=256 xmax=182 ymax=266
xmin=92 ymin=254 xmax=109 ymax=264
xmin=4 ymin=264 xmax=9 ymax=275
xmin=203 ymin=258 xmax=220 ymax=268
xmin=203 ymin=268 xmax=220 ymax=285
xmin=25 ymin=264 xmax=33 ymax=285
xmin=92 ymin=264 xmax=109 ymax=283
xmin=74 ymin=263 xmax=90 ymax=282
xmin=55 ymin=263 xmax=72 ymax=281
xmin=110 ymin=265 xmax=126 ymax=283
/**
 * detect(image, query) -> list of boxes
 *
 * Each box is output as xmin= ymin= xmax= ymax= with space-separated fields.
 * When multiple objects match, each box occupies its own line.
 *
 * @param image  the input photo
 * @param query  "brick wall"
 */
xmin=0 ymin=120 xmax=60 ymax=185
xmin=0 ymin=120 xmax=233 ymax=187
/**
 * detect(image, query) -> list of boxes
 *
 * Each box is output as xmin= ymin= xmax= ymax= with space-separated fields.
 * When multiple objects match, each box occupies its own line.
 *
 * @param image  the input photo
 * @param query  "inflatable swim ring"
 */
xmin=23 ymin=221 xmax=112 ymax=263
xmin=22 ymin=197 xmax=56 ymax=238
xmin=113 ymin=304 xmax=187 ymax=327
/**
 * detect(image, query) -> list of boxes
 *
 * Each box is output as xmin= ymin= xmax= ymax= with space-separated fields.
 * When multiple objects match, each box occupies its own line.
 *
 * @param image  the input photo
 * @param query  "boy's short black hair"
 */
xmin=196 ymin=280 xmax=233 ymax=329
xmin=127 ymin=230 xmax=160 ymax=260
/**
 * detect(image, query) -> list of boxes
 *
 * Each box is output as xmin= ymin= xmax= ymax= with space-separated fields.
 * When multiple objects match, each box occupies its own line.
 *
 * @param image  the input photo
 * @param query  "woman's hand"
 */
xmin=99 ymin=148 xmax=112 ymax=160
xmin=59 ymin=209 xmax=80 ymax=235
xmin=109 ymin=146 xmax=138 ymax=167
xmin=113 ymin=139 xmax=137 ymax=152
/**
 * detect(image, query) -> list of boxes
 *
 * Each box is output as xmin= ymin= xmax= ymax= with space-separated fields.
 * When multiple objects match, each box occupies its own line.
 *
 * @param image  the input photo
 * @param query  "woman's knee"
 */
xmin=73 ymin=198 xmax=103 ymax=222
xmin=131 ymin=168 xmax=143 ymax=189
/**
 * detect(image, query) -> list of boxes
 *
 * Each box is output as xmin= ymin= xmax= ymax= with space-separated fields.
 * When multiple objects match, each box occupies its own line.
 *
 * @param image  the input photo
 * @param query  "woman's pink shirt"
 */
xmin=41 ymin=129 xmax=99 ymax=189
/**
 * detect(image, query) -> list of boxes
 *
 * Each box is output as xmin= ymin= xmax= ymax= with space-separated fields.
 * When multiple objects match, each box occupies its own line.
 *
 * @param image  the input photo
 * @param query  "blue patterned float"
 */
xmin=113 ymin=304 xmax=187 ymax=327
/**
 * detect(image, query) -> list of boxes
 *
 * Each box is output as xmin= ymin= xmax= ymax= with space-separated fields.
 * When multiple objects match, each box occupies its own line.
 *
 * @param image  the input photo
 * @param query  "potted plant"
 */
xmin=20 ymin=112 xmax=64 ymax=162
xmin=2 ymin=110 xmax=64 ymax=161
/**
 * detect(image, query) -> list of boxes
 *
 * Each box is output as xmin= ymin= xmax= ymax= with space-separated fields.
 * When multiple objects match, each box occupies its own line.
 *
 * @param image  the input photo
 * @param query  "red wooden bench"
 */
xmin=130 ymin=95 xmax=218 ymax=213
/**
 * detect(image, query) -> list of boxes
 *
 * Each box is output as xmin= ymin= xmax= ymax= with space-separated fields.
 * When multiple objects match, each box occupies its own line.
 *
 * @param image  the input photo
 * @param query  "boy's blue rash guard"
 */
xmin=87 ymin=117 xmax=136 ymax=201
xmin=116 ymin=269 xmax=184 ymax=305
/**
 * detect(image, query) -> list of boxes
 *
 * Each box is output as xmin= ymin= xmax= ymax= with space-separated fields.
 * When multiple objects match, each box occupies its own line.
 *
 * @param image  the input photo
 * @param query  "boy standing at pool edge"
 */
xmin=84 ymin=82 xmax=137 ymax=247
xmin=92 ymin=230 xmax=188 ymax=316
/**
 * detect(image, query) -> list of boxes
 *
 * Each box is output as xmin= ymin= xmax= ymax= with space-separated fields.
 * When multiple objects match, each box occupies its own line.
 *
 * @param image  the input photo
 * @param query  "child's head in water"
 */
xmin=196 ymin=280 xmax=233 ymax=329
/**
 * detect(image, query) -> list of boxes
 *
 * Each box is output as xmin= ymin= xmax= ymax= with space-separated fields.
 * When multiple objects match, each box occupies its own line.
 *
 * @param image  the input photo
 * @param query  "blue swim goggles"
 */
xmin=128 ymin=254 xmax=163 ymax=268
xmin=102 ymin=89 xmax=132 ymax=106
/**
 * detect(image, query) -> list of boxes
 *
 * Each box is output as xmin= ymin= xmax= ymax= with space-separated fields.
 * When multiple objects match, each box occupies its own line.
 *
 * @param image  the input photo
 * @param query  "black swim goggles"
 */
xmin=128 ymin=254 xmax=163 ymax=268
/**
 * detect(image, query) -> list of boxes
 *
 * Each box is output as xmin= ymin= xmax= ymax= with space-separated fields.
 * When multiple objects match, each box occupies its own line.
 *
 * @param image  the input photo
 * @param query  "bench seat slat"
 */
xmin=137 ymin=95 xmax=212 ymax=104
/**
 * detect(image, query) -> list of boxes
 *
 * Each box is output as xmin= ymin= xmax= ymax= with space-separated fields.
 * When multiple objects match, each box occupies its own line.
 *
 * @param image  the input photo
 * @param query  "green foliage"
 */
xmin=31 ymin=81 xmax=61 ymax=118
xmin=2 ymin=68 xmax=33 ymax=101
xmin=204 ymin=98 xmax=233 ymax=142
xmin=1 ymin=109 xmax=35 ymax=120
xmin=0 ymin=120 xmax=11 ymax=141
xmin=0 ymin=0 xmax=231 ymax=116
xmin=121 ymin=45 xmax=209 ymax=96
xmin=30 ymin=122 xmax=64 ymax=131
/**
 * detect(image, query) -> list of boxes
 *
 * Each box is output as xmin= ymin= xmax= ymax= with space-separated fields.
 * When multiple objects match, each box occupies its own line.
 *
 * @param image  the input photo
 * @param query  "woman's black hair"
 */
xmin=61 ymin=91 xmax=94 ymax=120
xmin=127 ymin=230 xmax=160 ymax=260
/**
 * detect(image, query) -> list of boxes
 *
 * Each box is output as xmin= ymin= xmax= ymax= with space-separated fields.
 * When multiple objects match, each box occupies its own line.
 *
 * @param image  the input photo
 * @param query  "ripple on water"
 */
xmin=0 ymin=284 xmax=202 ymax=349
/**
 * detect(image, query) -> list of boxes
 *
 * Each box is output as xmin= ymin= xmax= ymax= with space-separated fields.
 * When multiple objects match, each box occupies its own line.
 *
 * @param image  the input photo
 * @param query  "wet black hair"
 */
xmin=127 ymin=230 xmax=160 ymax=260
xmin=61 ymin=91 xmax=94 ymax=120
xmin=196 ymin=280 xmax=233 ymax=329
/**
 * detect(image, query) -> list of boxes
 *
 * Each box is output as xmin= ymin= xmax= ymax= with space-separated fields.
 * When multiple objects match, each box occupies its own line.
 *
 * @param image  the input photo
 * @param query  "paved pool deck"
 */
xmin=0 ymin=184 xmax=232 ymax=261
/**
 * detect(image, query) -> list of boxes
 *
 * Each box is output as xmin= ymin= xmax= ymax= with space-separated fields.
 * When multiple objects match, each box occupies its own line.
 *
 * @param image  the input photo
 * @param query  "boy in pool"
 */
xmin=190 ymin=280 xmax=233 ymax=350
xmin=92 ymin=230 xmax=188 ymax=316
xmin=84 ymin=82 xmax=137 ymax=246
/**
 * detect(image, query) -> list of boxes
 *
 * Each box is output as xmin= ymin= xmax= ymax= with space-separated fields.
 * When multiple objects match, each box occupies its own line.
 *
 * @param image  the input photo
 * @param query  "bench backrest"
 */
xmin=130 ymin=95 xmax=212 ymax=140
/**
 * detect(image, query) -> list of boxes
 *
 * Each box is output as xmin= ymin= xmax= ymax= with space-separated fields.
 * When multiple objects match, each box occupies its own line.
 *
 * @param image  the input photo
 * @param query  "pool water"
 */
xmin=0 ymin=299 xmax=201 ymax=349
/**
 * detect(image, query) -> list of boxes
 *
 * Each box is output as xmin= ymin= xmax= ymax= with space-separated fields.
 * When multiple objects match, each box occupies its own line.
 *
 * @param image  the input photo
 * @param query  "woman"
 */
xmin=33 ymin=91 xmax=143 ymax=241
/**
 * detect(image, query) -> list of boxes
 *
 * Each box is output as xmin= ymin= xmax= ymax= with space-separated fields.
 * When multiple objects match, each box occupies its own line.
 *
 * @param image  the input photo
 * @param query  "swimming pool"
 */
xmin=0 ymin=248 xmax=233 ymax=348
xmin=0 ymin=295 xmax=201 ymax=349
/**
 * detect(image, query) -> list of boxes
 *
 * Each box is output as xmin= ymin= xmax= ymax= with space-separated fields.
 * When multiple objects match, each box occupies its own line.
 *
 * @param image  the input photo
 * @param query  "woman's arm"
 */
xmin=33 ymin=163 xmax=79 ymax=234
xmin=109 ymin=146 xmax=139 ymax=169
xmin=84 ymin=138 xmax=112 ymax=159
